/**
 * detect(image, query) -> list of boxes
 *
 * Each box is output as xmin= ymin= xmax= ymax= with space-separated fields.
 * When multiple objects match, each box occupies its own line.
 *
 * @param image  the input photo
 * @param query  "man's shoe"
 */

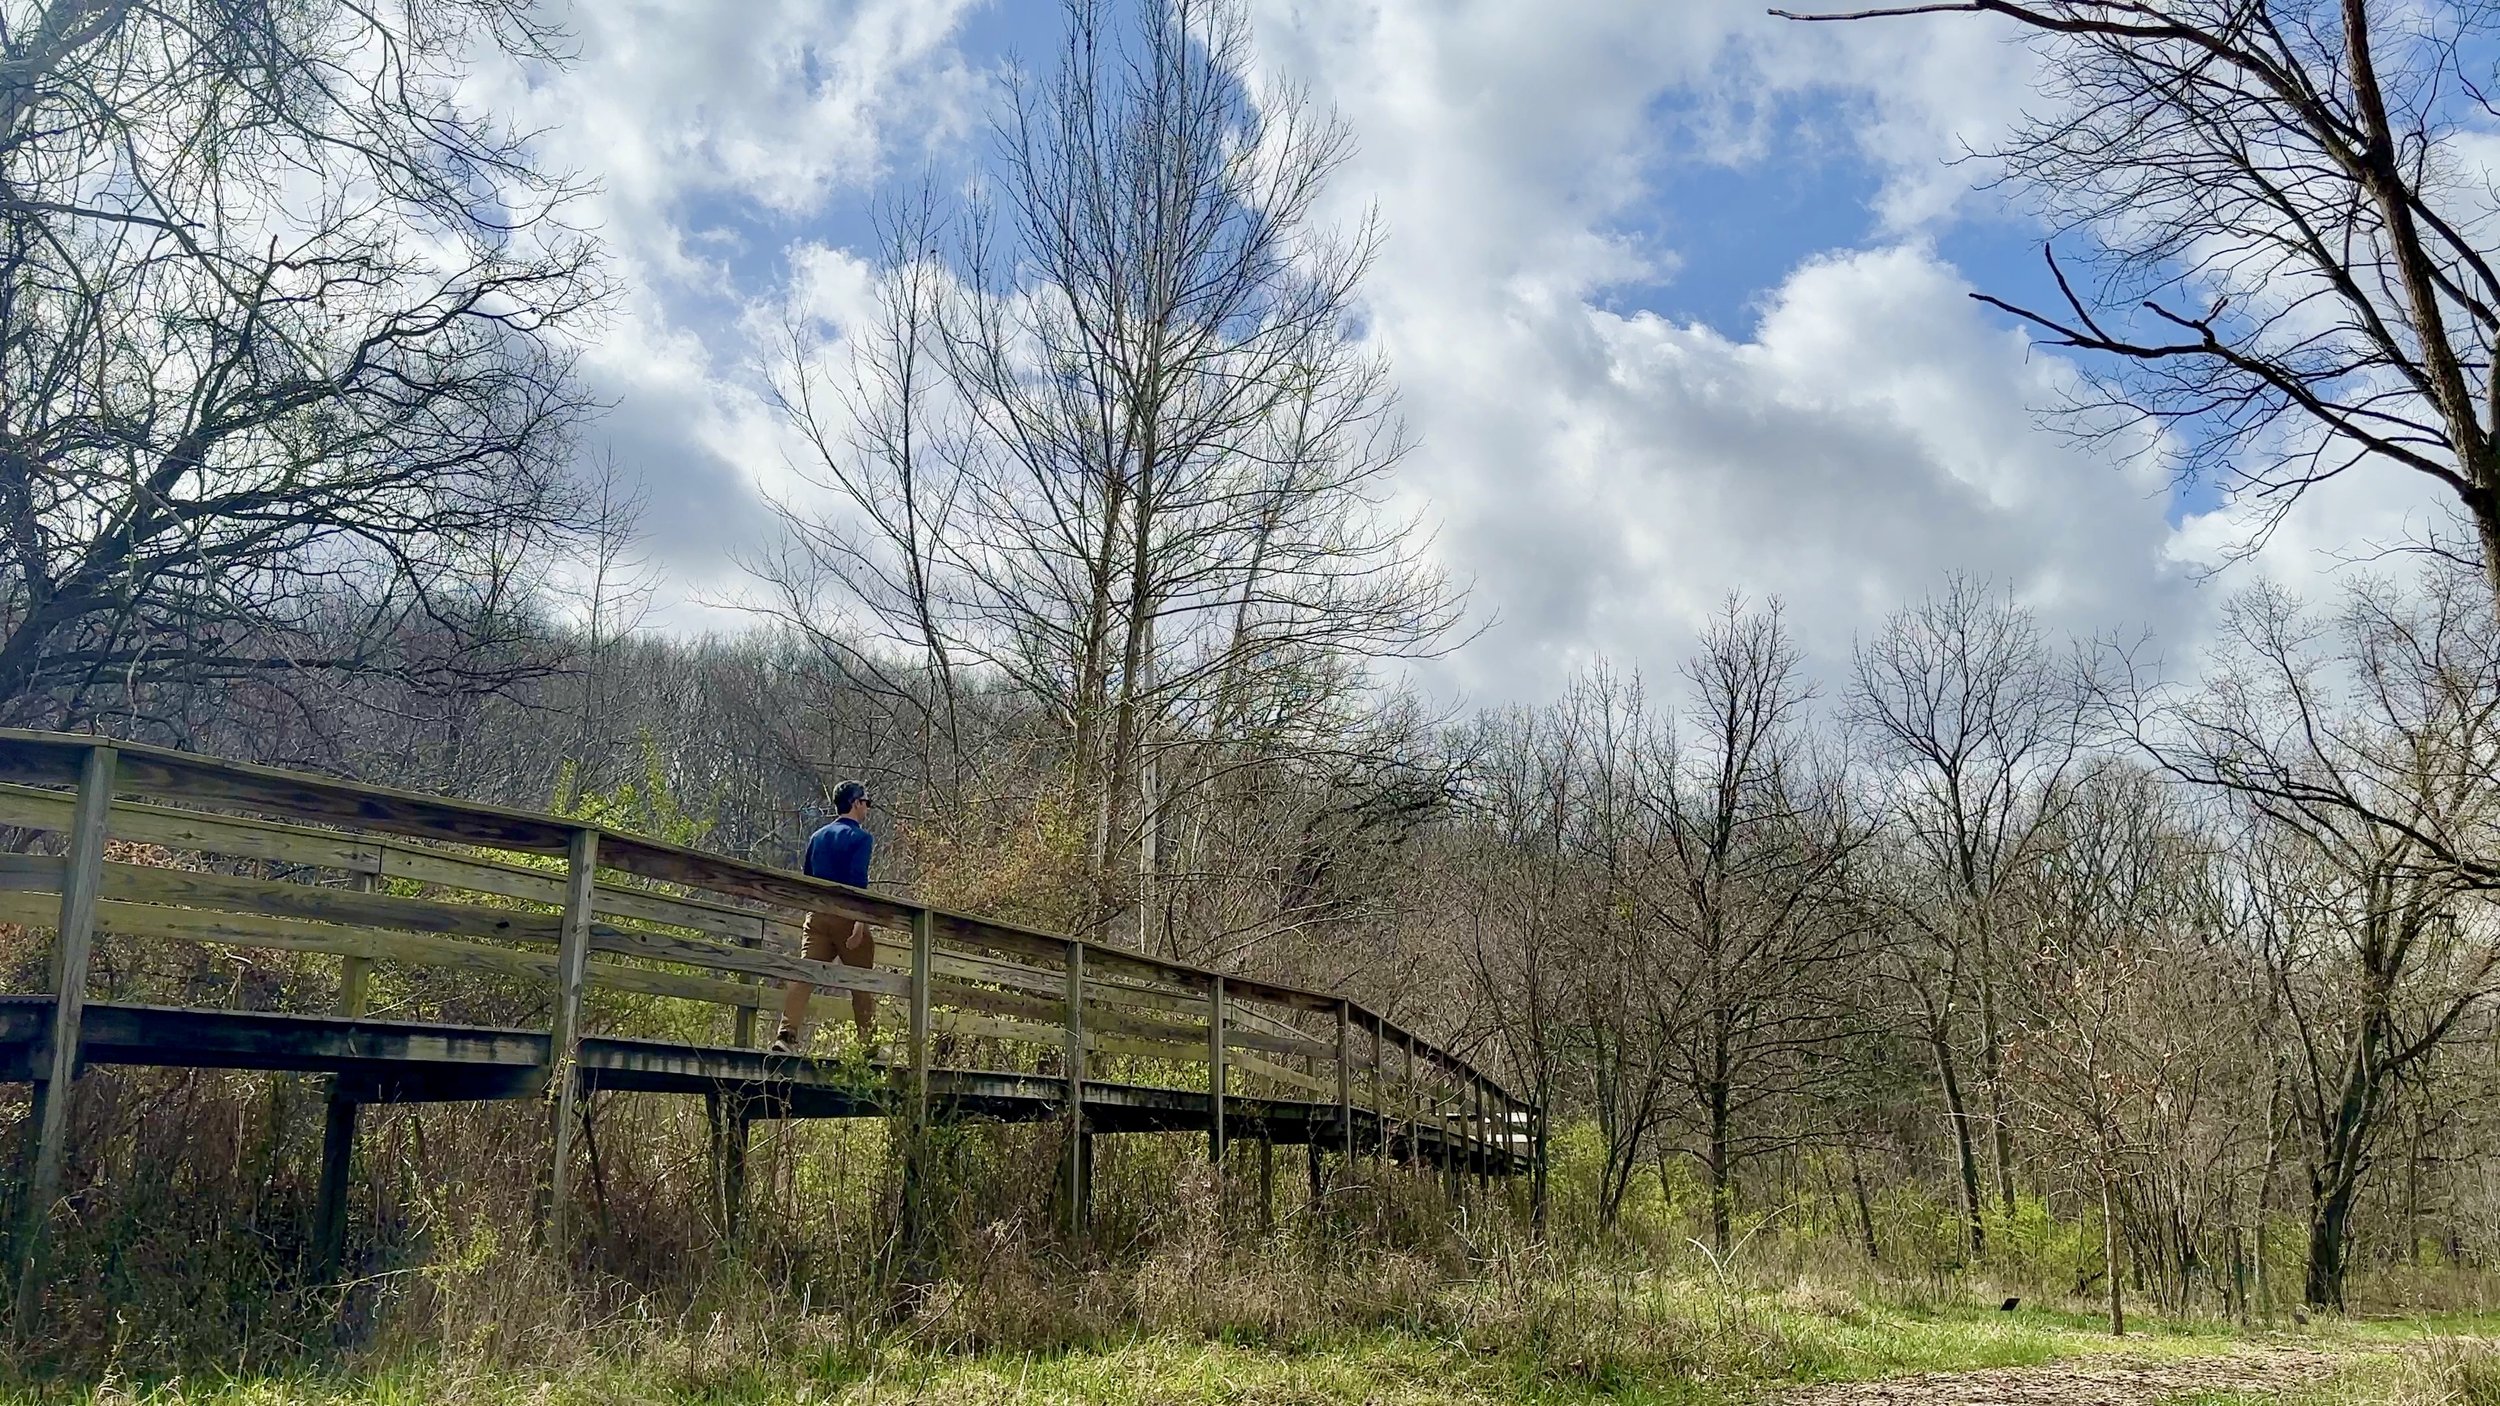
xmin=769 ymin=1035 xmax=796 ymax=1055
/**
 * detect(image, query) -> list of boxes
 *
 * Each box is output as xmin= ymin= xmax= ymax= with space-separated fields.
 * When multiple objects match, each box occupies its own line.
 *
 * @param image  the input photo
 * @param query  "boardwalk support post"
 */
xmin=312 ymin=868 xmax=375 ymax=1282
xmin=1063 ymin=940 xmax=1086 ymax=1239
xmin=898 ymin=906 xmax=937 ymax=1287
xmin=712 ymin=966 xmax=756 ymax=1242
xmin=909 ymin=908 xmax=932 ymax=1124
xmin=1258 ymin=1135 xmax=1274 ymax=1232
xmin=312 ymin=1098 xmax=359 ymax=1280
xmin=705 ymin=1090 xmax=750 ymax=1241
xmin=543 ymin=826 xmax=599 ymax=1256
xmin=1206 ymin=976 xmax=1227 ymax=1168
xmin=12 ymin=744 xmax=113 ymax=1338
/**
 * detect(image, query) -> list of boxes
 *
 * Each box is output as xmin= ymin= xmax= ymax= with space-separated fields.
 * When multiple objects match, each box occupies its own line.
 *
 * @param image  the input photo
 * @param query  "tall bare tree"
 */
xmin=761 ymin=0 xmax=1463 ymax=949
xmin=2115 ymin=573 xmax=2500 ymax=1305
xmin=0 ymin=0 xmax=605 ymax=726
xmin=1851 ymin=577 xmax=2085 ymax=1250
xmin=2011 ymin=761 xmax=2265 ymax=1332
xmin=1644 ymin=600 xmax=1872 ymax=1252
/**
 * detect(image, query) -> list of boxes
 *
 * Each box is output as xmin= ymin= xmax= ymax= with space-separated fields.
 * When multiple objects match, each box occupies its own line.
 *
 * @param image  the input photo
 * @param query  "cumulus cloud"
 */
xmin=454 ymin=0 xmax=987 ymax=612
xmin=1401 ymin=243 xmax=2202 ymax=697
xmin=1236 ymin=0 xmax=2437 ymax=701
xmin=1239 ymin=1 xmax=2182 ymax=696
xmin=458 ymin=0 xmax=2436 ymax=694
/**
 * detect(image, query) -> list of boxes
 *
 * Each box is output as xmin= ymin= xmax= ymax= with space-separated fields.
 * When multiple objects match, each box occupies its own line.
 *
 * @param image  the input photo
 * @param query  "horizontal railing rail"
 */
xmin=0 ymin=730 xmax=1535 ymax=1179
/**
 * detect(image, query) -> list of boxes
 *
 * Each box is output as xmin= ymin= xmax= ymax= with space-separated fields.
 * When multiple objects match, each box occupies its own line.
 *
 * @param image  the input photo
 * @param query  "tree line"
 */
xmin=1452 ymin=574 xmax=2500 ymax=1315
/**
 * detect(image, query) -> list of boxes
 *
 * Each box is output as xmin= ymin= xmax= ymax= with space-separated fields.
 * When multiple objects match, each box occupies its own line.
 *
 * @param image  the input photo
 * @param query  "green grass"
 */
xmin=24 ymin=1289 xmax=2463 ymax=1406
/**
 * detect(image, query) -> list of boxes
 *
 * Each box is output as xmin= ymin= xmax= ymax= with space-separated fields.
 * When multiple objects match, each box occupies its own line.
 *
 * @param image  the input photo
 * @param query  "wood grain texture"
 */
xmin=14 ymin=744 xmax=113 ymax=1336
xmin=0 ymin=730 xmax=1529 ymax=1114
xmin=592 ymin=924 xmax=911 ymax=996
xmin=0 ymin=782 xmax=779 ymax=946
xmin=98 ymin=863 xmax=562 ymax=944
xmin=1232 ymin=1049 xmax=1334 ymax=1099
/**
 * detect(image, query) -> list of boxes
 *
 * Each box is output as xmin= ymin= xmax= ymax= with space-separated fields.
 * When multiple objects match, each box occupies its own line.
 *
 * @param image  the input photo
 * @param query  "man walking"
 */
xmin=772 ymin=780 xmax=876 ymax=1055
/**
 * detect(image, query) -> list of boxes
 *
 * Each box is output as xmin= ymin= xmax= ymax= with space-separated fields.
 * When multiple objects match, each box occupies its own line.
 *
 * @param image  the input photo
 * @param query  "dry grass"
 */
xmin=7 ymin=1050 xmax=2494 ymax=1405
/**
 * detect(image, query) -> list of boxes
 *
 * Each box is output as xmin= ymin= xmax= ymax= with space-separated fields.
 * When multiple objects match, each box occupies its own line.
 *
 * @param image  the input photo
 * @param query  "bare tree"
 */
xmin=2114 ymin=573 xmax=2500 ymax=1305
xmin=1851 ymin=577 xmax=2086 ymax=1248
xmin=2010 ymin=761 xmax=2263 ymax=1333
xmin=1783 ymin=1 xmax=2500 ymax=596
xmin=1454 ymin=703 xmax=1583 ymax=1232
xmin=757 ymin=189 xmax=986 ymax=822
xmin=557 ymin=456 xmax=659 ymax=784
xmin=1547 ymin=668 xmax=1681 ymax=1232
xmin=1643 ymin=600 xmax=1873 ymax=1252
xmin=0 ymin=0 xmax=603 ymax=728
xmin=759 ymin=0 xmax=1465 ymax=951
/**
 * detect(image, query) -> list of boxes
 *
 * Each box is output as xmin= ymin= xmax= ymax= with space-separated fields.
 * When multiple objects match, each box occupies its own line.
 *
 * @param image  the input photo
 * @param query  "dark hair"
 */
xmin=833 ymin=780 xmax=868 ymax=814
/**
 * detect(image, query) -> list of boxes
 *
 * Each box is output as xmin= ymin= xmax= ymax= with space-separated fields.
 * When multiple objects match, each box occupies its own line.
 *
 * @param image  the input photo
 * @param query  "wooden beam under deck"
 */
xmin=0 ymin=999 xmax=1524 ymax=1170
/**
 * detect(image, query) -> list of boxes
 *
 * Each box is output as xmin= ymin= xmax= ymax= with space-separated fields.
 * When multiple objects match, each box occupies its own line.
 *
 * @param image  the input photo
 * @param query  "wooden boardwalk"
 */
xmin=0 ymin=730 xmax=1538 ymax=1327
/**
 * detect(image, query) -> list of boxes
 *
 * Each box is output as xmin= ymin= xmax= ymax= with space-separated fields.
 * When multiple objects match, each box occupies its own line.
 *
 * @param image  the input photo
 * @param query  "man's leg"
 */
xmin=838 ymin=920 xmax=877 ymax=1047
xmin=775 ymin=912 xmax=842 ymax=1049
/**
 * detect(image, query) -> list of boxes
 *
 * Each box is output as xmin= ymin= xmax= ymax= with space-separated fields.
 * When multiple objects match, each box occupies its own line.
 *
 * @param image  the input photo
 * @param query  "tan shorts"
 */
xmin=801 ymin=910 xmax=872 ymax=967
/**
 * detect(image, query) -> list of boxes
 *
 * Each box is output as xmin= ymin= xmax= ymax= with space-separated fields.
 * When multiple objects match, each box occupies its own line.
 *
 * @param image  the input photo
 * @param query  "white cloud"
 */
xmin=447 ymin=0 xmax=987 ymax=615
xmin=484 ymin=0 xmax=984 ymax=261
xmin=1410 ymin=242 xmax=2202 ymax=695
xmin=457 ymin=0 xmax=2445 ymax=690
xmin=1238 ymin=1 xmax=2181 ymax=697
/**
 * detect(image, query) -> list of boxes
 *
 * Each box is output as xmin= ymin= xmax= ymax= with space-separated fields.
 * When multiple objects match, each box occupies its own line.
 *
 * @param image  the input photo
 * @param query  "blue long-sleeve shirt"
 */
xmin=802 ymin=816 xmax=873 ymax=889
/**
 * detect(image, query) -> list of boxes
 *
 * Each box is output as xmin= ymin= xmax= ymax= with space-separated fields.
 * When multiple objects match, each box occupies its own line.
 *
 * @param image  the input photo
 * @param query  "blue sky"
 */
xmin=470 ymin=0 xmax=2445 ymax=702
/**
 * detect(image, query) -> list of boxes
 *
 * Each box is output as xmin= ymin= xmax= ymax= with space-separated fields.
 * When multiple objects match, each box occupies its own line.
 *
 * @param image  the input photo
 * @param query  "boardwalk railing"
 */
xmin=0 ymin=730 xmax=1537 ymax=1317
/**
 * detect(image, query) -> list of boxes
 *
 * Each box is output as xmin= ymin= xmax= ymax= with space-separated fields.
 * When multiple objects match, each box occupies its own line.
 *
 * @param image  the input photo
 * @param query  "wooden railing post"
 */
xmin=1334 ymin=1000 xmax=1352 ymax=1171
xmin=1489 ymin=1089 xmax=1505 ymax=1181
xmin=542 ymin=826 xmax=599 ymax=1255
xmin=1206 ymin=976 xmax=1227 ymax=1167
xmin=1368 ymin=1019 xmax=1384 ymax=1170
xmin=337 ymin=851 xmax=379 ymax=1017
xmin=1460 ymin=1075 xmax=1480 ymax=1185
xmin=1063 ymin=940 xmax=1086 ymax=1238
xmin=12 ymin=744 xmax=113 ymax=1337
xmin=909 ymin=908 xmax=932 ymax=1124
xmin=716 ymin=933 xmax=757 ymax=1241
xmin=1401 ymin=1032 xmax=1417 ymax=1167
xmin=896 ymin=905 xmax=938 ymax=1287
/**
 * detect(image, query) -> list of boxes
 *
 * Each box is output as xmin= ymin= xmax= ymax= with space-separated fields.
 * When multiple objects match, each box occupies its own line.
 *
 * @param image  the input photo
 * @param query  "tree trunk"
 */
xmin=1977 ymin=947 xmax=2016 ymax=1219
xmin=1987 ymin=1081 xmax=2017 ymax=1218
xmin=1096 ymin=438 xmax=1158 ymax=935
xmin=1707 ymin=1077 xmax=1733 ymax=1255
xmin=2476 ymin=491 xmax=2500 ymax=608
xmin=1928 ymin=1026 xmax=1986 ymax=1255
xmin=2305 ymin=1178 xmax=2358 ymax=1311
xmin=1847 ymin=1142 xmax=1880 ymax=1263
xmin=2101 ymin=1173 xmax=2126 ymax=1337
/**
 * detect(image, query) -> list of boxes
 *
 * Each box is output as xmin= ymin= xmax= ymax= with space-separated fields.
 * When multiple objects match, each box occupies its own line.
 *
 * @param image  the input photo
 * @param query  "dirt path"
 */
xmin=1780 ymin=1342 xmax=2354 ymax=1405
